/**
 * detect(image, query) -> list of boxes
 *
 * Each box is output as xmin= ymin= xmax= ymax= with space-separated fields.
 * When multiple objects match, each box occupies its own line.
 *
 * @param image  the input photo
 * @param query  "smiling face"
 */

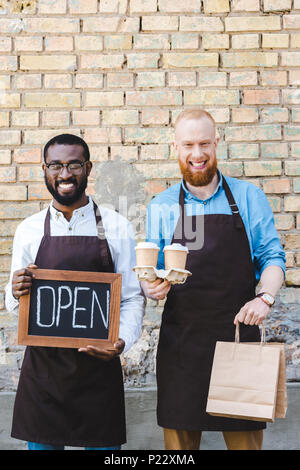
xmin=43 ymin=143 xmax=92 ymax=207
xmin=175 ymin=116 xmax=219 ymax=187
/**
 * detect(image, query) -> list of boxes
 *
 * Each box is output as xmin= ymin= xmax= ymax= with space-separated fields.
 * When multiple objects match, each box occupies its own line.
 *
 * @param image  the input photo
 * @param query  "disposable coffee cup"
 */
xmin=135 ymin=242 xmax=159 ymax=267
xmin=163 ymin=243 xmax=188 ymax=270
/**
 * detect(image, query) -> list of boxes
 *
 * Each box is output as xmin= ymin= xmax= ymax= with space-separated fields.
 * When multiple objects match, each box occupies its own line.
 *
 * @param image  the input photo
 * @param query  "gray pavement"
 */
xmin=0 ymin=384 xmax=299 ymax=450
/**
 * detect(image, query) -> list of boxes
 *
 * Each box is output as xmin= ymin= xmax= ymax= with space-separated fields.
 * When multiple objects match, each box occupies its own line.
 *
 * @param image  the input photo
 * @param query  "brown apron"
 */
xmin=157 ymin=177 xmax=266 ymax=432
xmin=11 ymin=202 xmax=126 ymax=447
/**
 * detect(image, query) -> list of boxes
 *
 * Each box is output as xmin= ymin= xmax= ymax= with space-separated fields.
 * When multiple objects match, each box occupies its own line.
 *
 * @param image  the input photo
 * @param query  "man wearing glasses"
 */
xmin=5 ymin=134 xmax=145 ymax=450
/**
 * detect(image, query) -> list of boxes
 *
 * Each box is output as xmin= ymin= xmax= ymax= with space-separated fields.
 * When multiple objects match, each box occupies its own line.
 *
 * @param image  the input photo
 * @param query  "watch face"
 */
xmin=263 ymin=294 xmax=274 ymax=305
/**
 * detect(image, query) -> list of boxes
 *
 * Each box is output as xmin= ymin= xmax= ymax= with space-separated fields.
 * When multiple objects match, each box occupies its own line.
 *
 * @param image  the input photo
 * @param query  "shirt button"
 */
xmin=203 ymin=202 xmax=207 ymax=205
xmin=69 ymin=227 xmax=72 ymax=231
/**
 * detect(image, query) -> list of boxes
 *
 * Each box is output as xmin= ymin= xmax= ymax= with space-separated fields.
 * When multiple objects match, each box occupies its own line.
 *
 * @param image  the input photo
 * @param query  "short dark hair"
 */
xmin=43 ymin=134 xmax=90 ymax=162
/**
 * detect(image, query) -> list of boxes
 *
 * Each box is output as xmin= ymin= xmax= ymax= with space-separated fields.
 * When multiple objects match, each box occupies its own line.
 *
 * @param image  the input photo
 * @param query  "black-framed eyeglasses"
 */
xmin=45 ymin=161 xmax=88 ymax=174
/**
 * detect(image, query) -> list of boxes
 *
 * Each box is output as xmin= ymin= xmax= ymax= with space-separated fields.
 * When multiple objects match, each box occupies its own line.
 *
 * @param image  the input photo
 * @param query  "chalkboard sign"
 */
xmin=18 ymin=269 xmax=122 ymax=350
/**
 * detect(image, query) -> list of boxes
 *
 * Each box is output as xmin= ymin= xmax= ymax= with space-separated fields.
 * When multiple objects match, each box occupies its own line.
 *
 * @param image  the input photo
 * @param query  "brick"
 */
xmin=0 ymin=93 xmax=20 ymax=108
xmin=0 ymin=167 xmax=16 ymax=183
xmin=284 ymin=196 xmax=300 ymax=212
xmin=171 ymin=33 xmax=198 ymax=50
xmin=69 ymin=0 xmax=98 ymax=13
xmin=261 ymin=142 xmax=288 ymax=159
xmin=180 ymin=16 xmax=224 ymax=32
xmin=218 ymin=161 xmax=243 ymax=177
xmin=83 ymin=128 xmax=121 ymax=144
xmin=230 ymin=143 xmax=259 ymax=159
xmin=85 ymin=92 xmax=124 ymax=107
xmin=286 ymin=270 xmax=300 ymax=286
xmin=231 ymin=34 xmax=259 ymax=49
xmin=282 ymin=89 xmax=300 ymax=104
xmin=229 ymin=71 xmax=257 ymax=86
xmin=0 ymin=185 xmax=26 ymax=200
xmin=202 ymin=33 xmax=229 ymax=50
xmin=130 ymin=0 xmax=157 ymax=12
xmin=72 ymin=111 xmax=100 ymax=126
xmin=274 ymin=214 xmax=294 ymax=230
xmin=168 ymin=71 xmax=196 ymax=87
xmin=12 ymin=111 xmax=39 ymax=127
xmin=75 ymin=74 xmax=103 ymax=89
xmin=295 ymin=0 xmax=300 ymax=8
xmin=140 ymin=144 xmax=169 ymax=159
xmin=44 ymin=74 xmax=72 ymax=89
xmin=0 ymin=150 xmax=11 ymax=164
xmin=24 ymin=129 xmax=80 ymax=145
xmin=225 ymin=16 xmax=280 ymax=32
xmin=81 ymin=54 xmax=124 ymax=70
xmin=20 ymin=55 xmax=76 ymax=71
xmin=285 ymin=234 xmax=300 ymax=250
xmin=14 ymin=36 xmax=43 ymax=52
xmin=291 ymin=34 xmax=300 ymax=48
xmin=284 ymin=125 xmax=300 ymax=141
xmin=203 ymin=0 xmax=229 ymax=12
xmin=88 ymin=146 xmax=108 ymax=162
xmin=25 ymin=93 xmax=80 ymax=108
xmin=0 ymin=56 xmax=17 ymax=72
xmin=0 ymin=112 xmax=9 ymax=127
xmin=13 ymin=148 xmax=41 ymax=163
xmin=111 ymin=146 xmax=138 ymax=161
xmin=107 ymin=73 xmax=133 ymax=88
xmin=243 ymin=89 xmax=279 ymax=105
xmin=294 ymin=178 xmax=300 ymax=193
xmin=282 ymin=52 xmax=300 ymax=66
xmin=225 ymin=124 xmax=281 ymax=141
xmin=83 ymin=17 xmax=140 ymax=33
xmin=45 ymin=36 xmax=74 ymax=51
xmin=23 ymin=18 xmax=79 ymax=33
xmin=18 ymin=166 xmax=43 ymax=182
xmin=135 ymin=34 xmax=170 ymax=50
xmin=0 ymin=37 xmax=11 ymax=52
xmin=163 ymin=52 xmax=218 ymax=68
xmin=222 ymin=52 xmax=278 ymax=67
xmin=0 ymin=19 xmax=22 ymax=33
xmin=261 ymin=107 xmax=288 ymax=123
xmin=99 ymin=0 xmax=128 ymax=13
xmin=15 ymin=74 xmax=41 ymax=89
xmin=185 ymin=90 xmax=239 ymax=105
xmin=102 ymin=110 xmax=139 ymax=125
xmin=134 ymin=161 xmax=179 ymax=179
xmin=285 ymin=161 xmax=300 ymax=176
xmin=42 ymin=111 xmax=70 ymax=127
xmin=125 ymin=127 xmax=174 ymax=143
xmin=283 ymin=15 xmax=300 ymax=29
xmin=261 ymin=71 xmax=287 ymax=86
xmin=0 ymin=76 xmax=10 ymax=91
xmin=292 ymin=109 xmax=300 ymax=122
xmin=244 ymin=161 xmax=282 ymax=176
xmin=126 ymin=90 xmax=181 ymax=106
xmin=231 ymin=0 xmax=260 ymax=10
xmin=104 ymin=35 xmax=132 ymax=50
xmin=158 ymin=0 xmax=201 ymax=11
xmin=142 ymin=16 xmax=178 ymax=31
xmin=263 ymin=178 xmax=290 ymax=193
xmin=232 ymin=108 xmax=258 ymax=123
xmin=28 ymin=184 xmax=51 ymax=200
xmin=264 ymin=0 xmax=292 ymax=10
xmin=0 ymin=239 xmax=12 ymax=255
xmin=141 ymin=109 xmax=169 ymax=125
xmin=0 ymin=130 xmax=20 ymax=145
xmin=198 ymin=72 xmax=227 ymax=87
xmin=289 ymin=71 xmax=300 ymax=85
xmin=38 ymin=0 xmax=66 ymax=13
xmin=207 ymin=108 xmax=230 ymax=123
xmin=262 ymin=33 xmax=289 ymax=48
xmin=127 ymin=53 xmax=160 ymax=69
xmin=291 ymin=143 xmax=300 ymax=158
xmin=74 ymin=36 xmax=103 ymax=51
xmin=136 ymin=71 xmax=165 ymax=87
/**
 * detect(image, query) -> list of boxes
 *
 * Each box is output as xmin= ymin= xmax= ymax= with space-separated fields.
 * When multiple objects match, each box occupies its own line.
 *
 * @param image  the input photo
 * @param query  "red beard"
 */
xmin=179 ymin=157 xmax=218 ymax=187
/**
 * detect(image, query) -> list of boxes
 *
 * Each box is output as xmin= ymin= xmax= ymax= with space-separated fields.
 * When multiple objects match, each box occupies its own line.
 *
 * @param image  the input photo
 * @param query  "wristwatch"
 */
xmin=256 ymin=292 xmax=275 ymax=307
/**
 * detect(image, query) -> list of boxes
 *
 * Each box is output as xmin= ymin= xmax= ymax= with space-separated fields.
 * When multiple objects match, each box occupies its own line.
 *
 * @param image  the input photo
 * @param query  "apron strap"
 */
xmin=93 ymin=201 xmax=114 ymax=268
xmin=44 ymin=207 xmax=51 ymax=236
xmin=222 ymin=177 xmax=244 ymax=230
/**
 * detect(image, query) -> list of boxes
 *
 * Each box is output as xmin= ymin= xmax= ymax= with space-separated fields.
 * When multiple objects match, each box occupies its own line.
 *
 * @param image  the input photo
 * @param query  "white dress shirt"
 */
xmin=5 ymin=196 xmax=145 ymax=353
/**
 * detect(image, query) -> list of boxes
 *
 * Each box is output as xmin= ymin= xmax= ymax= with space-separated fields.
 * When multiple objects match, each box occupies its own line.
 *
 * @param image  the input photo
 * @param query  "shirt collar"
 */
xmin=49 ymin=195 xmax=94 ymax=220
xmin=181 ymin=170 xmax=223 ymax=203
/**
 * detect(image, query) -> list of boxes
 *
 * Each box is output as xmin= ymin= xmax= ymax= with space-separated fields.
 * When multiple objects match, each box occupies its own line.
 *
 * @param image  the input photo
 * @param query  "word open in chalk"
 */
xmin=28 ymin=279 xmax=111 ymax=340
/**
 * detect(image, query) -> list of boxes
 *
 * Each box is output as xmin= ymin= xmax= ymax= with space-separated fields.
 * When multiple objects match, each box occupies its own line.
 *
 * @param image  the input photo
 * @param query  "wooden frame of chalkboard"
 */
xmin=18 ymin=269 xmax=122 ymax=350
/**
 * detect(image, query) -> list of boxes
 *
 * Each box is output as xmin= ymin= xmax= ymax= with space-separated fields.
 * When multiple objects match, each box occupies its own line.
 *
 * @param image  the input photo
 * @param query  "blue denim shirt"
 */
xmin=146 ymin=171 xmax=286 ymax=283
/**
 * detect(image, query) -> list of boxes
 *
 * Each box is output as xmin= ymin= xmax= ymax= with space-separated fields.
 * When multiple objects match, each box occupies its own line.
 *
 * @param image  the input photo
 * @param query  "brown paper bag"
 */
xmin=206 ymin=324 xmax=285 ymax=423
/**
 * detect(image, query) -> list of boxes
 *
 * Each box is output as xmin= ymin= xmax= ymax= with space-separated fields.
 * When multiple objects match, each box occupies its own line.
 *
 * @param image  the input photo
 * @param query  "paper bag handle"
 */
xmin=235 ymin=322 xmax=266 ymax=345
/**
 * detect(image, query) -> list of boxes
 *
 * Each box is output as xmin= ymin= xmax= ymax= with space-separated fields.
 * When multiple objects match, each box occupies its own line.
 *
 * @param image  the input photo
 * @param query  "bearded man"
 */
xmin=5 ymin=134 xmax=145 ymax=450
xmin=141 ymin=109 xmax=285 ymax=451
